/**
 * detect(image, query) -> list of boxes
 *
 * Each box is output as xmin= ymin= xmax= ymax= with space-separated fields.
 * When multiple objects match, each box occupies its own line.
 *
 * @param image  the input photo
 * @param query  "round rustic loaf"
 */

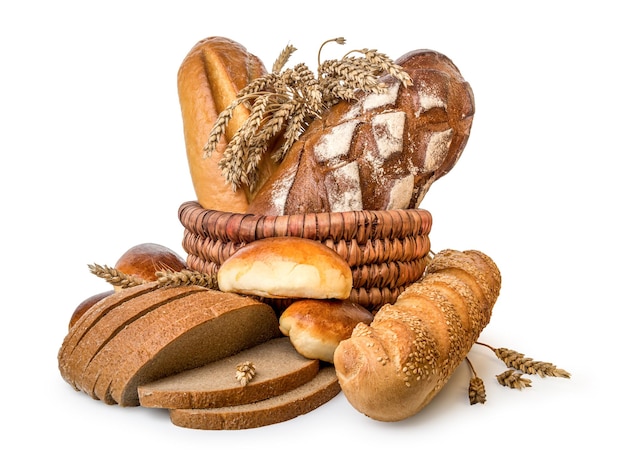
xmin=114 ymin=243 xmax=187 ymax=283
xmin=246 ymin=49 xmax=474 ymax=215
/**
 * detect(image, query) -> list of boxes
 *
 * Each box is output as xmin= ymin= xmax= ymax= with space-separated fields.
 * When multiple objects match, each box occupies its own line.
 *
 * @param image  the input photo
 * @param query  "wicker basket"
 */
xmin=178 ymin=201 xmax=432 ymax=312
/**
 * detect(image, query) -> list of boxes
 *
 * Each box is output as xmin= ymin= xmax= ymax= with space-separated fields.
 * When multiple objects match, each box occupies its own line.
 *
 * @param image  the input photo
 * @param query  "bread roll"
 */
xmin=279 ymin=299 xmax=373 ymax=363
xmin=333 ymin=249 xmax=501 ymax=422
xmin=217 ymin=237 xmax=353 ymax=300
xmin=178 ymin=36 xmax=280 ymax=212
xmin=246 ymin=49 xmax=474 ymax=215
xmin=68 ymin=290 xmax=114 ymax=330
xmin=114 ymin=242 xmax=187 ymax=285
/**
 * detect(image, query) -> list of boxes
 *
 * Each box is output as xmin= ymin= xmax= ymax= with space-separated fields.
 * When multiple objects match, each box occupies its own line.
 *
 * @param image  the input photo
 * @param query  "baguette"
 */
xmin=333 ymin=249 xmax=501 ymax=421
xmin=178 ymin=36 xmax=280 ymax=212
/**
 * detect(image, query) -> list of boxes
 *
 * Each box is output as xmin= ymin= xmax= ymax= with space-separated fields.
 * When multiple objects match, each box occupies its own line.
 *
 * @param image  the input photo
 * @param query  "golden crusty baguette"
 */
xmin=178 ymin=36 xmax=280 ymax=212
xmin=333 ymin=249 xmax=501 ymax=422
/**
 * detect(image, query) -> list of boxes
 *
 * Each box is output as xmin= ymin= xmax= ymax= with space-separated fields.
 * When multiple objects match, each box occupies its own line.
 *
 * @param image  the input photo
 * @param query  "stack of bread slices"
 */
xmin=58 ymin=281 xmax=341 ymax=430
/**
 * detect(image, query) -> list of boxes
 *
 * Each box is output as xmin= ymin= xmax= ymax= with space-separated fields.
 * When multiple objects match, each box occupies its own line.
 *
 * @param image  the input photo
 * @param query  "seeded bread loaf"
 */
xmin=58 ymin=284 xmax=281 ymax=406
xmin=246 ymin=49 xmax=474 ymax=215
xmin=138 ymin=337 xmax=319 ymax=409
xmin=334 ymin=249 xmax=501 ymax=421
xmin=168 ymin=366 xmax=340 ymax=430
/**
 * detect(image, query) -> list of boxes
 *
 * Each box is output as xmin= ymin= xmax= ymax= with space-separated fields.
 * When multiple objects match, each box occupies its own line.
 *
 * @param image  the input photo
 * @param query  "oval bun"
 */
xmin=217 ymin=237 xmax=353 ymax=300
xmin=69 ymin=290 xmax=115 ymax=330
xmin=279 ymin=299 xmax=373 ymax=362
xmin=114 ymin=243 xmax=187 ymax=284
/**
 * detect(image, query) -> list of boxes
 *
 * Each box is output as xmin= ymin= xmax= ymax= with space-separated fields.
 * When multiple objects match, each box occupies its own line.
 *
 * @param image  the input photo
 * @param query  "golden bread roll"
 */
xmin=114 ymin=242 xmax=187 ymax=285
xmin=178 ymin=36 xmax=280 ymax=212
xmin=217 ymin=237 xmax=353 ymax=300
xmin=68 ymin=290 xmax=114 ymax=330
xmin=334 ymin=249 xmax=501 ymax=422
xmin=279 ymin=299 xmax=373 ymax=363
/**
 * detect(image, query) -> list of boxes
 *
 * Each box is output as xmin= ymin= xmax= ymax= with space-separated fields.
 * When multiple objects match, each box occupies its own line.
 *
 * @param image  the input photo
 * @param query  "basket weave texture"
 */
xmin=178 ymin=201 xmax=432 ymax=312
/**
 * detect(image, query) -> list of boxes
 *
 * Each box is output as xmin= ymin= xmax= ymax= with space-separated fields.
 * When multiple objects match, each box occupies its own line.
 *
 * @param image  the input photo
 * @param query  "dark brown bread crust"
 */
xmin=246 ymin=49 xmax=474 ymax=215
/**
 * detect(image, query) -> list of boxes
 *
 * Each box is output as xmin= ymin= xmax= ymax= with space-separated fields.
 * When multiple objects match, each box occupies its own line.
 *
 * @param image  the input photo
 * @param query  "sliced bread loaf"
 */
xmin=168 ymin=366 xmax=340 ymax=430
xmin=58 ymin=282 xmax=159 ymax=388
xmin=87 ymin=288 xmax=281 ymax=406
xmin=59 ymin=284 xmax=205 ymax=394
xmin=58 ymin=285 xmax=281 ymax=406
xmin=138 ymin=337 xmax=319 ymax=409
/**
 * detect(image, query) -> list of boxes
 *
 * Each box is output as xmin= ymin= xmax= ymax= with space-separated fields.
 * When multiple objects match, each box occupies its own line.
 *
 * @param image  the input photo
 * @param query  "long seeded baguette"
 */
xmin=333 ymin=249 xmax=501 ymax=422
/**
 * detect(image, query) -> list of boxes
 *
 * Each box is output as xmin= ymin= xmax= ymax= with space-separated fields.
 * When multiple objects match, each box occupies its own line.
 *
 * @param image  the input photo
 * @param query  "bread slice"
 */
xmin=59 ymin=284 xmax=204 ymax=394
xmin=168 ymin=366 xmax=340 ymax=430
xmin=138 ymin=337 xmax=319 ymax=409
xmin=84 ymin=288 xmax=280 ymax=406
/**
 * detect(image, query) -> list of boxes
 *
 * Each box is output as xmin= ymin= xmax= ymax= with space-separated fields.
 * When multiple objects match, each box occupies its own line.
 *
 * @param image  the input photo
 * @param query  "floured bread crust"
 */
xmin=247 ymin=49 xmax=474 ymax=215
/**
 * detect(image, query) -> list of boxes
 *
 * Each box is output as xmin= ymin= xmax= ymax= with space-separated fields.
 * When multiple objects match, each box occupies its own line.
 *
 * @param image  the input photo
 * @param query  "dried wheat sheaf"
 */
xmin=203 ymin=37 xmax=413 ymax=191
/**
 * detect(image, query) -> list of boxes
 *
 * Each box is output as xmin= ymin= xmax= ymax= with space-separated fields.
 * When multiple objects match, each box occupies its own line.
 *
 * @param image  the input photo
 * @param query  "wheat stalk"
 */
xmin=155 ymin=269 xmax=218 ymax=289
xmin=88 ymin=264 xmax=145 ymax=289
xmin=465 ymin=357 xmax=487 ymax=405
xmin=235 ymin=361 xmax=256 ymax=386
xmin=88 ymin=264 xmax=218 ymax=290
xmin=476 ymin=342 xmax=571 ymax=379
xmin=496 ymin=369 xmax=533 ymax=390
xmin=493 ymin=347 xmax=571 ymax=378
xmin=204 ymin=37 xmax=413 ymax=191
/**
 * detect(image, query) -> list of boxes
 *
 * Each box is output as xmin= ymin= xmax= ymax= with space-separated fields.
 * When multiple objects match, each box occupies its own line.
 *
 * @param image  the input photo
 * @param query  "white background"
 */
xmin=1 ymin=1 xmax=622 ymax=466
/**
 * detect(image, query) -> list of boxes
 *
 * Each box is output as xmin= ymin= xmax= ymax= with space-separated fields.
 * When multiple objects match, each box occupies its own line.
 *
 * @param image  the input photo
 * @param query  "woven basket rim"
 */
xmin=178 ymin=201 xmax=432 ymax=244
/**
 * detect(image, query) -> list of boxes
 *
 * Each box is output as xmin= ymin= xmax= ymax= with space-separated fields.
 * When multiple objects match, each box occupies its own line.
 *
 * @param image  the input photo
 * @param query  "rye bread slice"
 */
xmin=60 ymin=284 xmax=205 ymax=395
xmin=138 ymin=337 xmax=319 ymax=409
xmin=87 ymin=288 xmax=280 ymax=406
xmin=168 ymin=366 xmax=340 ymax=430
xmin=58 ymin=283 xmax=161 ymax=388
